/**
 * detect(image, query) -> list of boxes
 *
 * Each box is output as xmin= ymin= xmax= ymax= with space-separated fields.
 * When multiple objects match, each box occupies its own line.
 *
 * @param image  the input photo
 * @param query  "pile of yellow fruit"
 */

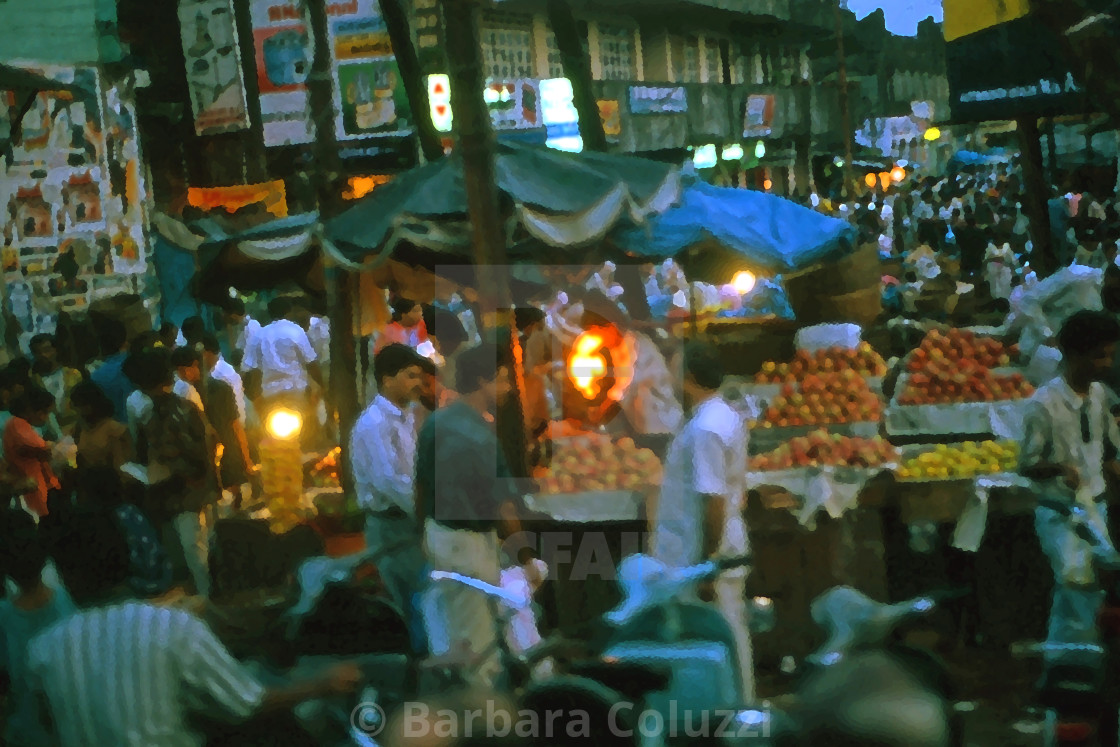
xmin=261 ymin=437 xmax=307 ymax=533
xmin=896 ymin=440 xmax=1020 ymax=481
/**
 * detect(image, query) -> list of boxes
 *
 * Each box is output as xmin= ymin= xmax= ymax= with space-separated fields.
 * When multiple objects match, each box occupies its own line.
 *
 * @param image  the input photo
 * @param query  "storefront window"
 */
xmin=480 ymin=11 xmax=535 ymax=80
xmin=598 ymin=23 xmax=636 ymax=81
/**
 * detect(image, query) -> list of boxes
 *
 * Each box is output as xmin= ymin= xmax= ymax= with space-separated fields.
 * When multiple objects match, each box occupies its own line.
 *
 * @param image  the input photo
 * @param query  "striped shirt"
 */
xmin=26 ymin=602 xmax=266 ymax=747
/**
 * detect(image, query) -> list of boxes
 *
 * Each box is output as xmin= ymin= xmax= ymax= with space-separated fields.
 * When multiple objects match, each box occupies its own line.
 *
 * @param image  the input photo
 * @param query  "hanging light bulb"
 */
xmin=924 ymin=127 xmax=941 ymax=142
xmin=864 ymin=173 xmax=877 ymax=188
xmin=755 ymin=140 xmax=766 ymax=159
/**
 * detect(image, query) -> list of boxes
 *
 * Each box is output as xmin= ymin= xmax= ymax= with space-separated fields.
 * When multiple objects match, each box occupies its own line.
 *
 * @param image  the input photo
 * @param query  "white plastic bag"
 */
xmin=795 ymin=324 xmax=862 ymax=353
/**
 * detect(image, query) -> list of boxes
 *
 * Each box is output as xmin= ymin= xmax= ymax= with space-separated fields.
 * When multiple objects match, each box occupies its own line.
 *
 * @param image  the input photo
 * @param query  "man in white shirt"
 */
xmin=27 ymin=508 xmax=361 ymax=747
xmin=170 ymin=347 xmax=206 ymax=414
xmin=242 ymin=297 xmax=323 ymax=414
xmin=652 ymin=342 xmax=752 ymax=701
xmin=350 ymin=344 xmax=426 ymax=624
xmin=1022 ymin=311 xmax=1120 ymax=675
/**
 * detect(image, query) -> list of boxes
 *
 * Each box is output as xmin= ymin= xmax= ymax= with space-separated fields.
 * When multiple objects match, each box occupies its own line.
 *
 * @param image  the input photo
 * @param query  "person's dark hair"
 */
xmin=0 ymin=509 xmax=46 ymax=591
xmin=373 ymin=343 xmax=424 ymax=388
xmin=200 ymin=333 xmax=222 ymax=355
xmin=456 ymin=342 xmax=509 ymax=395
xmin=0 ymin=367 xmax=21 ymax=394
xmin=224 ymin=297 xmax=246 ymax=317
xmin=128 ymin=348 xmax=174 ymax=391
xmin=10 ymin=386 xmax=55 ymax=418
xmin=6 ymin=358 xmax=31 ymax=386
xmin=70 ymin=379 xmax=115 ymax=423
xmin=180 ymin=316 xmax=205 ymax=345
xmin=170 ymin=346 xmax=200 ymax=370
xmin=98 ymin=318 xmax=128 ymax=356
xmin=268 ymin=297 xmax=293 ymax=322
xmin=158 ymin=322 xmax=177 ymax=339
xmin=29 ymin=333 xmax=54 ymax=355
xmin=514 ymin=307 xmax=546 ymax=332
xmin=684 ymin=342 xmax=724 ymax=391
xmin=431 ymin=309 xmax=468 ymax=356
xmin=50 ymin=507 xmax=131 ymax=604
xmin=391 ymin=297 xmax=419 ymax=322
xmin=1058 ymin=310 xmax=1120 ymax=359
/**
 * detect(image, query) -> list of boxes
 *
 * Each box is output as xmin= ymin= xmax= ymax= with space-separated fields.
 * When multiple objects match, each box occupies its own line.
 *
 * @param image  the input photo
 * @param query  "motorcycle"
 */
xmin=766 ymin=585 xmax=964 ymax=747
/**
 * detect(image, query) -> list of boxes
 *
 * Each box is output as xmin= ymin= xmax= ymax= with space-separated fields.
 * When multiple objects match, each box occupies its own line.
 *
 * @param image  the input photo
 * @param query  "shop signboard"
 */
xmin=187 ymin=180 xmax=289 ymax=217
xmin=944 ymin=0 xmax=1084 ymax=121
xmin=629 ymin=86 xmax=687 ymax=115
xmin=250 ymin=0 xmax=314 ymax=146
xmin=327 ymin=0 xmax=413 ymax=140
xmin=178 ymin=0 xmax=251 ymax=136
xmin=743 ymin=94 xmax=775 ymax=138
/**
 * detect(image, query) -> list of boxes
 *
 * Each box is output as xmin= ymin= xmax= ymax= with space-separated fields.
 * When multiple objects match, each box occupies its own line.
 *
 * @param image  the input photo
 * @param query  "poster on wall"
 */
xmin=250 ymin=0 xmax=314 ymax=146
xmin=326 ymin=0 xmax=412 ymax=140
xmin=598 ymin=100 xmax=621 ymax=137
xmin=485 ymin=80 xmax=541 ymax=131
xmin=743 ymin=94 xmax=775 ymax=138
xmin=179 ymin=0 xmax=251 ymax=136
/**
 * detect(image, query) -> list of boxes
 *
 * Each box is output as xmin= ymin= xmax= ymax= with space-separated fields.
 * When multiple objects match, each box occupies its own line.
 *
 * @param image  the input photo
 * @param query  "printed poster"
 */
xmin=327 ymin=0 xmax=412 ymax=140
xmin=485 ymin=80 xmax=541 ymax=131
xmin=179 ymin=0 xmax=251 ymax=136
xmin=250 ymin=0 xmax=314 ymax=146
xmin=743 ymin=94 xmax=775 ymax=138
xmin=598 ymin=100 xmax=621 ymax=137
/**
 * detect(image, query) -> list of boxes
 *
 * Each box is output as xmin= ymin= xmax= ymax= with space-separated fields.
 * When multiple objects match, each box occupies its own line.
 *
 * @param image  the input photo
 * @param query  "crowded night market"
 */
xmin=5 ymin=0 xmax=1120 ymax=745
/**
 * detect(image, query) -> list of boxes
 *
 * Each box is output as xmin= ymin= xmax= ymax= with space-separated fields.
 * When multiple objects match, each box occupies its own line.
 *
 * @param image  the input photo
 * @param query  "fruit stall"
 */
xmin=736 ymin=325 xmax=1058 ymax=657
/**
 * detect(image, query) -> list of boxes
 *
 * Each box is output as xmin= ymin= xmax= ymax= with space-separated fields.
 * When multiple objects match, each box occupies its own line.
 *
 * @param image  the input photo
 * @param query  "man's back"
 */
xmin=28 ymin=601 xmax=265 ymax=747
xmin=243 ymin=320 xmax=315 ymax=397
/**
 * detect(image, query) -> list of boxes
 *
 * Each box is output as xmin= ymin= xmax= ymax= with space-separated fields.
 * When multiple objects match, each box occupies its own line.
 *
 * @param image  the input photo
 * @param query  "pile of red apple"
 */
xmin=761 ymin=371 xmax=882 ymax=426
xmin=897 ymin=358 xmax=1034 ymax=405
xmin=537 ymin=433 xmax=663 ymax=495
xmin=751 ymin=429 xmax=899 ymax=471
xmin=755 ymin=343 xmax=888 ymax=383
xmin=907 ymin=329 xmax=1012 ymax=371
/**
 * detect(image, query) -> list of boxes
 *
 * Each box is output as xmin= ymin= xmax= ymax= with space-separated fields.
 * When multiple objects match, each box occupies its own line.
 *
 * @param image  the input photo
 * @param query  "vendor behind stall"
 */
xmin=580 ymin=291 xmax=683 ymax=441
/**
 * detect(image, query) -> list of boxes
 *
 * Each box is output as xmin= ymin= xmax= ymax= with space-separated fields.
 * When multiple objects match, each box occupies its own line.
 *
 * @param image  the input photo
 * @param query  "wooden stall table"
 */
xmin=745 ymin=472 xmax=893 ymax=666
xmin=521 ymin=490 xmax=649 ymax=637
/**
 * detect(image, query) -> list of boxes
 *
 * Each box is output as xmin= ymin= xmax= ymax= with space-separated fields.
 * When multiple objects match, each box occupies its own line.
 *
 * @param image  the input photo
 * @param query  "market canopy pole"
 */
xmin=377 ymin=0 xmax=445 ymax=163
xmin=308 ymin=0 xmax=359 ymax=491
xmin=546 ymin=0 xmax=608 ymax=153
xmin=1017 ymin=116 xmax=1059 ymax=278
xmin=441 ymin=0 xmax=529 ymax=477
xmin=832 ymin=0 xmax=855 ymax=199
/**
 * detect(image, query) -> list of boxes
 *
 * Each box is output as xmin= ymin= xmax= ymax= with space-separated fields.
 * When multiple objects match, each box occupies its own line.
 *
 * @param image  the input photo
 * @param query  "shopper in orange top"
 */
xmin=3 ymin=387 xmax=59 ymax=518
xmin=374 ymin=298 xmax=429 ymax=354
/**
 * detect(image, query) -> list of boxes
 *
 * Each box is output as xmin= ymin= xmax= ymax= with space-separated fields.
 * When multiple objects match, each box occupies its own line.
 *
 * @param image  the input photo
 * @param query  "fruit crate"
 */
xmin=750 ymin=422 xmax=881 ymax=455
xmin=744 ymin=378 xmax=884 ymax=407
xmin=884 ymin=373 xmax=1033 ymax=439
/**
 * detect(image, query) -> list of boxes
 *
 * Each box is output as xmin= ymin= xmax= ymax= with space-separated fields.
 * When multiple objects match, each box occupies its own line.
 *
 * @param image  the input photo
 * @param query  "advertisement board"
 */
xmin=943 ymin=0 xmax=1030 ymax=43
xmin=179 ymin=0 xmax=251 ymax=136
xmin=250 ymin=0 xmax=314 ymax=146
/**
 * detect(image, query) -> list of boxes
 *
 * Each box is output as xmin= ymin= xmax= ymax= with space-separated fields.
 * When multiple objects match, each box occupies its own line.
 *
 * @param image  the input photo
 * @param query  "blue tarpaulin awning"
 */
xmin=612 ymin=181 xmax=857 ymax=275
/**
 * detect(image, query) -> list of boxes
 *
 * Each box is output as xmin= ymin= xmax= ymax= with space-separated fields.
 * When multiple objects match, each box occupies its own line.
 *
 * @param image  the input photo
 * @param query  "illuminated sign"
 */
xmin=693 ymin=144 xmax=717 ymax=170
xmin=540 ymin=78 xmax=582 ymax=153
xmin=427 ymin=74 xmax=452 ymax=132
xmin=629 ymin=86 xmax=687 ymax=115
xmin=343 ymin=174 xmax=393 ymax=200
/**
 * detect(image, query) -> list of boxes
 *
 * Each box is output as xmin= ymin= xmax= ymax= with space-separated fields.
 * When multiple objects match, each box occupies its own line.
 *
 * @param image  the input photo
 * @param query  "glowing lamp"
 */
xmin=763 ymin=179 xmax=773 ymax=191
xmin=754 ymin=140 xmax=766 ymax=159
xmin=864 ymin=173 xmax=877 ymax=188
xmin=732 ymin=270 xmax=757 ymax=295
xmin=266 ymin=408 xmax=303 ymax=440
xmin=924 ymin=127 xmax=941 ymax=142
xmin=568 ymin=332 xmax=607 ymax=399
xmin=891 ymin=166 xmax=906 ymax=183
xmin=879 ymin=172 xmax=891 ymax=189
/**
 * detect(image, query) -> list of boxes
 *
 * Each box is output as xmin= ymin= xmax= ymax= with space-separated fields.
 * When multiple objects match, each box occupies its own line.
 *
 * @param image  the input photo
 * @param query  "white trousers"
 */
xmin=715 ymin=571 xmax=755 ymax=704
xmin=421 ymin=519 xmax=503 ymax=688
xmin=172 ymin=507 xmax=212 ymax=598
